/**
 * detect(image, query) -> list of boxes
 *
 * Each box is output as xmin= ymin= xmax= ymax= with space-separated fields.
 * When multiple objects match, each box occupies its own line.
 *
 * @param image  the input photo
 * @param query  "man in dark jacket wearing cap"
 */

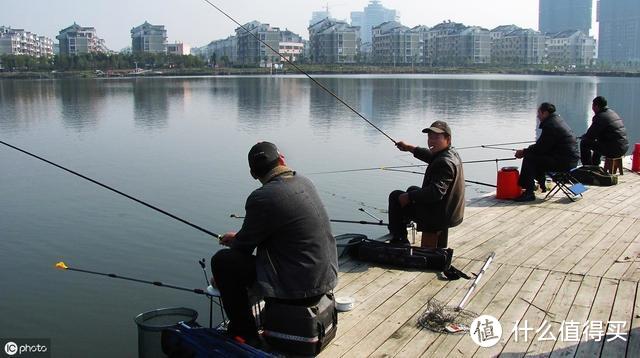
xmin=389 ymin=120 xmax=465 ymax=248
xmin=580 ymin=96 xmax=629 ymax=166
xmin=514 ymin=103 xmax=579 ymax=202
xmin=210 ymin=142 xmax=338 ymax=344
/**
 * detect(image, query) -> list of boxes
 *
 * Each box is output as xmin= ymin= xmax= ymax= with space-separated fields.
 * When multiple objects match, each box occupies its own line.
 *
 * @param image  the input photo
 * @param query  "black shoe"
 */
xmin=514 ymin=191 xmax=536 ymax=202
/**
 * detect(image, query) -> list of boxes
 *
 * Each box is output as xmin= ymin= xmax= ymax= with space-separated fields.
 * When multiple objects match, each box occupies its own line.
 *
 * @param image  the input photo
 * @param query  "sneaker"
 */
xmin=514 ymin=191 xmax=536 ymax=202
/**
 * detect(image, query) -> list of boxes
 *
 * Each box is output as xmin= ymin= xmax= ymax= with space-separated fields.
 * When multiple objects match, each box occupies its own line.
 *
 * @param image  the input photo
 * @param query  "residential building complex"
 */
xmin=597 ymin=0 xmax=640 ymax=64
xmin=539 ymin=0 xmax=592 ymax=35
xmin=279 ymin=30 xmax=304 ymax=62
xmin=491 ymin=26 xmax=546 ymax=65
xmin=57 ymin=23 xmax=108 ymax=55
xmin=546 ymin=30 xmax=596 ymax=66
xmin=235 ymin=21 xmax=281 ymax=66
xmin=0 ymin=26 xmax=53 ymax=57
xmin=434 ymin=26 xmax=491 ymax=66
xmin=371 ymin=21 xmax=425 ymax=65
xmin=308 ymin=18 xmax=360 ymax=64
xmin=167 ymin=42 xmax=190 ymax=55
xmin=350 ymin=0 xmax=397 ymax=45
xmin=131 ymin=22 xmax=167 ymax=54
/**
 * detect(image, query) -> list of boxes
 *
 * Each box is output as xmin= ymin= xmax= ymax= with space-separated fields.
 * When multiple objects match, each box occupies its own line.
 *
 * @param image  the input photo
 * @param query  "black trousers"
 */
xmin=518 ymin=153 xmax=574 ymax=192
xmin=580 ymin=138 xmax=625 ymax=166
xmin=211 ymin=249 xmax=259 ymax=340
xmin=387 ymin=186 xmax=448 ymax=248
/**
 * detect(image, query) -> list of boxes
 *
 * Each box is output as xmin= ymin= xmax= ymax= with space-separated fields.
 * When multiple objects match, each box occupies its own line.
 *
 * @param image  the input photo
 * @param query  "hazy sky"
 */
xmin=1 ymin=0 xmax=598 ymax=50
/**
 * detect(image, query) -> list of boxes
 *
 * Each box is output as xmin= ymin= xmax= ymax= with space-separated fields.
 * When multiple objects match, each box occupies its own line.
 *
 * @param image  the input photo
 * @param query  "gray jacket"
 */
xmin=232 ymin=167 xmax=338 ymax=299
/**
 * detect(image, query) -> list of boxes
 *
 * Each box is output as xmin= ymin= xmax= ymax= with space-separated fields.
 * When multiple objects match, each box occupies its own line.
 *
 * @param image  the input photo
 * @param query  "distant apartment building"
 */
xmin=545 ymin=30 xmax=596 ymax=66
xmin=539 ymin=0 xmax=592 ymax=35
xmin=279 ymin=30 xmax=304 ymax=62
xmin=198 ymin=36 xmax=238 ymax=64
xmin=350 ymin=0 xmax=397 ymax=46
xmin=167 ymin=42 xmax=190 ymax=55
xmin=490 ymin=26 xmax=546 ymax=65
xmin=131 ymin=22 xmax=167 ymax=54
xmin=597 ymin=0 xmax=640 ymax=64
xmin=432 ymin=24 xmax=490 ymax=66
xmin=0 ymin=26 xmax=53 ymax=57
xmin=308 ymin=18 xmax=360 ymax=64
xmin=424 ymin=21 xmax=467 ymax=65
xmin=235 ymin=21 xmax=281 ymax=66
xmin=57 ymin=23 xmax=108 ymax=55
xmin=371 ymin=21 xmax=425 ymax=65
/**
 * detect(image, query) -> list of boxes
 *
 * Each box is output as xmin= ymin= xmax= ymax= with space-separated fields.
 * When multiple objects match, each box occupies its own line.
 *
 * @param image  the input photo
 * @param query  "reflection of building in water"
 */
xmin=133 ymin=79 xmax=185 ymax=129
xmin=596 ymin=80 xmax=640 ymax=154
xmin=0 ymin=80 xmax=57 ymax=131
xmin=536 ymin=78 xmax=596 ymax=136
xmin=58 ymin=80 xmax=107 ymax=130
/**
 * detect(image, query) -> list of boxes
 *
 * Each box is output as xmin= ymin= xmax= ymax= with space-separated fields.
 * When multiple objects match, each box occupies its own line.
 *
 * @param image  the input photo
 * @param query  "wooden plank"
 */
xmin=601 ymin=280 xmax=637 ymax=357
xmin=628 ymin=280 xmax=640 ymax=358
xmin=548 ymin=275 xmax=600 ymax=358
xmin=602 ymin=222 xmax=640 ymax=280
xmin=590 ymin=218 xmax=640 ymax=278
xmin=573 ymin=278 xmax=618 ymax=357
xmin=499 ymin=271 xmax=566 ymax=356
xmin=525 ymin=273 xmax=583 ymax=357
xmin=367 ymin=259 xmax=476 ymax=358
xmin=335 ymin=265 xmax=387 ymax=296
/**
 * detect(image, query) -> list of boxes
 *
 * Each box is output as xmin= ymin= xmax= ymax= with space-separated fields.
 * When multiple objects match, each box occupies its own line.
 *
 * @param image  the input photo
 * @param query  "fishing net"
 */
xmin=417 ymin=298 xmax=477 ymax=333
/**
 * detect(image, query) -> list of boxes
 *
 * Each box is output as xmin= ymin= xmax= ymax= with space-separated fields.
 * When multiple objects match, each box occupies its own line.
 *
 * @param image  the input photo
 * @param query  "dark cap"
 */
xmin=422 ymin=120 xmax=452 ymax=136
xmin=248 ymin=141 xmax=280 ymax=175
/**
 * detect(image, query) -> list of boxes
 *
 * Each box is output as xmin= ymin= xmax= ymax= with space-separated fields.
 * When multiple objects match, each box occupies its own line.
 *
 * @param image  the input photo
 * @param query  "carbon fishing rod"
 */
xmin=201 ymin=0 xmax=396 ymax=145
xmin=54 ymin=261 xmax=220 ymax=297
xmin=381 ymin=168 xmax=497 ymax=188
xmin=454 ymin=140 xmax=535 ymax=150
xmin=0 ymin=140 xmax=223 ymax=240
xmin=229 ymin=214 xmax=388 ymax=226
xmin=309 ymin=157 xmax=518 ymax=175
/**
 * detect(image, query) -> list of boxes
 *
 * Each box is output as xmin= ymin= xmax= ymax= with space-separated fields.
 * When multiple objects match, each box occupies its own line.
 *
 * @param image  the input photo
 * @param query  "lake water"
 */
xmin=1 ymin=74 xmax=638 ymax=357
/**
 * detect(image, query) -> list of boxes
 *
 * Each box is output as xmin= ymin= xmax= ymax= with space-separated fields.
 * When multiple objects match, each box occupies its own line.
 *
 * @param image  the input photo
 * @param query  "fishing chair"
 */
xmin=545 ymin=169 xmax=587 ymax=202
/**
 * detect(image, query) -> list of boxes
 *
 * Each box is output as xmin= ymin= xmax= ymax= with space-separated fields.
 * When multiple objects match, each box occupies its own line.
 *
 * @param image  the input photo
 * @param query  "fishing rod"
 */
xmin=230 ymin=214 xmax=388 ymax=226
xmin=381 ymin=168 xmax=497 ymax=188
xmin=454 ymin=140 xmax=535 ymax=150
xmin=479 ymin=145 xmax=518 ymax=152
xmin=309 ymin=157 xmax=517 ymax=175
xmin=54 ymin=261 xmax=219 ymax=297
xmin=0 ymin=140 xmax=223 ymax=240
xmin=359 ymin=208 xmax=383 ymax=223
xmin=200 ymin=0 xmax=396 ymax=145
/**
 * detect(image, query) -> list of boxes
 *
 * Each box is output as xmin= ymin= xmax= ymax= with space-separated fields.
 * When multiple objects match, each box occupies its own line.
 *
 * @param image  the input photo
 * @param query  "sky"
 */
xmin=1 ymin=0 xmax=599 ymax=51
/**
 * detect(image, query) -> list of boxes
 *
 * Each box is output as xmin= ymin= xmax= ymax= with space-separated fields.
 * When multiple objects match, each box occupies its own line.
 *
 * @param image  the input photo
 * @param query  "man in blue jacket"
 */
xmin=211 ymin=142 xmax=338 ymax=344
xmin=580 ymin=96 xmax=629 ymax=166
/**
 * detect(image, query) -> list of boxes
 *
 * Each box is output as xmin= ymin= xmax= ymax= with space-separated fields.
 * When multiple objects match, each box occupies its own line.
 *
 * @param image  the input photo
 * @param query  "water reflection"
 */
xmin=535 ymin=77 xmax=596 ymax=137
xmin=132 ymin=79 xmax=189 ymax=129
xmin=0 ymin=80 xmax=57 ymax=132
xmin=58 ymin=80 xmax=106 ymax=130
xmin=597 ymin=79 xmax=640 ymax=153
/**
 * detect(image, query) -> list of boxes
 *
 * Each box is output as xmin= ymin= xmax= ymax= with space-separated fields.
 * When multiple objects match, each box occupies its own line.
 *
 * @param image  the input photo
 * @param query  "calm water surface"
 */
xmin=1 ymin=74 xmax=639 ymax=357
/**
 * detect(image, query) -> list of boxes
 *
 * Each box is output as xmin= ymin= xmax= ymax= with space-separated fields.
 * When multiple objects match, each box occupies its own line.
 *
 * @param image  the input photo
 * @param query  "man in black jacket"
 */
xmin=514 ymin=103 xmax=579 ymax=202
xmin=580 ymin=96 xmax=629 ymax=166
xmin=389 ymin=121 xmax=465 ymax=248
xmin=211 ymin=142 xmax=338 ymax=343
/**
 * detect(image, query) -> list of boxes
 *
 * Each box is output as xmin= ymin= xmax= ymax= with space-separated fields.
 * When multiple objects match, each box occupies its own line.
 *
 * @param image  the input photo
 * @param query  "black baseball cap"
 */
xmin=422 ymin=120 xmax=452 ymax=136
xmin=248 ymin=141 xmax=280 ymax=175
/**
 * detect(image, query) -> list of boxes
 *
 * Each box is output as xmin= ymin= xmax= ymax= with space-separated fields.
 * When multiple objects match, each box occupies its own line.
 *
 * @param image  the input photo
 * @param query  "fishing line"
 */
xmin=230 ymin=214 xmax=388 ymax=226
xmin=317 ymin=189 xmax=387 ymax=213
xmin=454 ymin=140 xmax=534 ymax=150
xmin=0 ymin=140 xmax=223 ymax=240
xmin=201 ymin=0 xmax=397 ymax=145
xmin=309 ymin=157 xmax=518 ymax=175
xmin=381 ymin=168 xmax=496 ymax=188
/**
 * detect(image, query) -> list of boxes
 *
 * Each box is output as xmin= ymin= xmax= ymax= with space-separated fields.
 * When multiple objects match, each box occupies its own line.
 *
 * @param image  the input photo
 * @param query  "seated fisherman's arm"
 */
xmin=582 ymin=116 xmax=605 ymax=141
xmin=407 ymin=160 xmax=454 ymax=204
xmin=231 ymin=190 xmax=273 ymax=254
xmin=413 ymin=146 xmax=434 ymax=163
xmin=525 ymin=129 xmax=555 ymax=156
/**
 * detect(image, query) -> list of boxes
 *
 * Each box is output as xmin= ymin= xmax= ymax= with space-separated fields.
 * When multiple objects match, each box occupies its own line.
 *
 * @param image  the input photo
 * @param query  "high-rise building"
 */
xmin=597 ymin=0 xmax=640 ymax=64
xmin=308 ymin=18 xmax=360 ymax=64
xmin=57 ymin=23 xmax=108 ymax=55
xmin=131 ymin=22 xmax=167 ymax=54
xmin=350 ymin=0 xmax=397 ymax=45
xmin=539 ymin=0 xmax=592 ymax=35
xmin=310 ymin=9 xmax=331 ymax=26
xmin=0 ymin=26 xmax=53 ymax=57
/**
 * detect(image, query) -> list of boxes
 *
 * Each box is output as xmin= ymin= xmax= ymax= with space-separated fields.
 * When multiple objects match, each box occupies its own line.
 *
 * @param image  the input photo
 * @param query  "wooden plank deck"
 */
xmin=322 ymin=168 xmax=640 ymax=358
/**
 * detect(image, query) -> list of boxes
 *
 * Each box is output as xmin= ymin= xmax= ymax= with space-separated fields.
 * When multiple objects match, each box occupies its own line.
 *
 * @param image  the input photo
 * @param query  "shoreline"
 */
xmin=2 ymin=65 xmax=640 ymax=79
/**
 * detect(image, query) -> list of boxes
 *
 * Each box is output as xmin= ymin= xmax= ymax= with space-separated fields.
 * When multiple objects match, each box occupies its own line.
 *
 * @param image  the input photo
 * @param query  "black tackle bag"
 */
xmin=261 ymin=292 xmax=337 ymax=356
xmin=571 ymin=165 xmax=618 ymax=186
xmin=343 ymin=234 xmax=453 ymax=271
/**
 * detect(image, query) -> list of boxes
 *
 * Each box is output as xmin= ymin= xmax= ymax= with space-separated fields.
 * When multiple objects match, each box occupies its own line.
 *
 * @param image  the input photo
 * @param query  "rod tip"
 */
xmin=55 ymin=261 xmax=68 ymax=270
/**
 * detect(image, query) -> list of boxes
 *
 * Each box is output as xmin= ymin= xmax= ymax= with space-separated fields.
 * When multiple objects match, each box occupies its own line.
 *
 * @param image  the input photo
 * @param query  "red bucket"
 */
xmin=632 ymin=143 xmax=640 ymax=172
xmin=496 ymin=167 xmax=522 ymax=200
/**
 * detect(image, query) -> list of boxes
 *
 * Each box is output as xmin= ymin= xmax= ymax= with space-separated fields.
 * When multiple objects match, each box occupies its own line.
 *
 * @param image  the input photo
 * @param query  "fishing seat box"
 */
xmin=261 ymin=292 xmax=337 ymax=356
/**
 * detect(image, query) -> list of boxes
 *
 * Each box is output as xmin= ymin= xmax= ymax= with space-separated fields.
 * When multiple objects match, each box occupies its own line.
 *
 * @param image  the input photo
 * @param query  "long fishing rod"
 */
xmin=229 ymin=214 xmax=388 ymax=226
xmin=200 ymin=0 xmax=396 ymax=145
xmin=382 ymin=168 xmax=497 ymax=188
xmin=454 ymin=140 xmax=534 ymax=150
xmin=0 ymin=140 xmax=223 ymax=240
xmin=480 ymin=145 xmax=518 ymax=152
xmin=54 ymin=261 xmax=219 ymax=297
xmin=309 ymin=157 xmax=518 ymax=175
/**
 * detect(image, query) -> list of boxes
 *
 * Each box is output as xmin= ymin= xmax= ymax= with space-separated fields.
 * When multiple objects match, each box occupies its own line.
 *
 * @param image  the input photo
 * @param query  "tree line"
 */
xmin=0 ymin=53 xmax=206 ymax=72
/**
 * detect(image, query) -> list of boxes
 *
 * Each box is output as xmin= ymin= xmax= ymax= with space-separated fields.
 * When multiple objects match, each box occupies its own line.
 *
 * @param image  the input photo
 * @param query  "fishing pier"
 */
xmin=322 ymin=168 xmax=640 ymax=357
